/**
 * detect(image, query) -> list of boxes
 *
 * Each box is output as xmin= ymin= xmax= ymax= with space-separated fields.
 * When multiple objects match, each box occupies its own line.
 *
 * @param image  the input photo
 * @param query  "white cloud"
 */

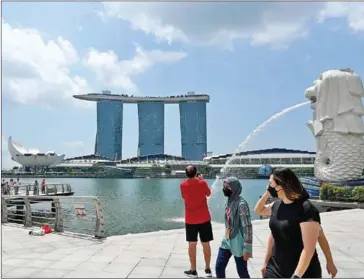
xmin=84 ymin=44 xmax=187 ymax=91
xmin=100 ymin=2 xmax=324 ymax=50
xmin=100 ymin=2 xmax=364 ymax=50
xmin=318 ymin=3 xmax=364 ymax=32
xmin=63 ymin=140 xmax=85 ymax=148
xmin=2 ymin=20 xmax=90 ymax=107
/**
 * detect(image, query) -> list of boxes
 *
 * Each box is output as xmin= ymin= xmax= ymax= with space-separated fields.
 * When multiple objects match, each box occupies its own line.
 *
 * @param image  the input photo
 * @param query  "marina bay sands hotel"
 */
xmin=73 ymin=91 xmax=210 ymax=161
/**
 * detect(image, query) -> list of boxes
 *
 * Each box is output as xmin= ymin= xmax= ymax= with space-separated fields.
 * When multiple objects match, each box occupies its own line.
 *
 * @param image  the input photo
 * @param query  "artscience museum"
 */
xmin=7 ymin=137 xmax=65 ymax=168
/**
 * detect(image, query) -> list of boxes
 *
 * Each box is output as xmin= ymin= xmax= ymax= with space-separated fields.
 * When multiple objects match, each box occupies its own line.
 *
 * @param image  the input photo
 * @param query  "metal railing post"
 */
xmin=94 ymin=198 xmax=105 ymax=238
xmin=62 ymin=184 xmax=65 ymax=193
xmin=53 ymin=198 xmax=64 ymax=232
xmin=3 ymin=195 xmax=105 ymax=237
xmin=1 ymin=197 xmax=8 ymax=223
xmin=24 ymin=197 xmax=32 ymax=227
xmin=26 ymin=185 xmax=30 ymax=196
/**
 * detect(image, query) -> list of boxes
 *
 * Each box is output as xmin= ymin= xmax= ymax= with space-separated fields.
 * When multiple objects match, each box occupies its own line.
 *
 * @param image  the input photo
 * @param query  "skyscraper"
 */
xmin=179 ymin=102 xmax=207 ymax=160
xmin=137 ymin=102 xmax=165 ymax=156
xmin=95 ymin=91 xmax=123 ymax=160
xmin=73 ymin=92 xmax=209 ymax=161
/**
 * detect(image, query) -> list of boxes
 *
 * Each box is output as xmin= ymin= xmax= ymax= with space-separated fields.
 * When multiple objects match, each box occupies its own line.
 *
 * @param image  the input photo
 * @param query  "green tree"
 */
xmin=164 ymin=165 xmax=172 ymax=175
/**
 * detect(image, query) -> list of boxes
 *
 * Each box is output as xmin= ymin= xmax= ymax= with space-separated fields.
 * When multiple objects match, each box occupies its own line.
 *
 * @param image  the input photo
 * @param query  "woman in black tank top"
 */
xmin=254 ymin=168 xmax=323 ymax=278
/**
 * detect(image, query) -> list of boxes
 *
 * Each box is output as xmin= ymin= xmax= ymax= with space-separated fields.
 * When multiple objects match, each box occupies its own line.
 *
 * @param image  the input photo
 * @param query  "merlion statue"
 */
xmin=305 ymin=68 xmax=364 ymax=182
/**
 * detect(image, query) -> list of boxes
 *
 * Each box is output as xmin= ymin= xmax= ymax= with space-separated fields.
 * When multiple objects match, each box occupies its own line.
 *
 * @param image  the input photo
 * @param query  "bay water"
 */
xmin=17 ymin=178 xmax=268 ymax=236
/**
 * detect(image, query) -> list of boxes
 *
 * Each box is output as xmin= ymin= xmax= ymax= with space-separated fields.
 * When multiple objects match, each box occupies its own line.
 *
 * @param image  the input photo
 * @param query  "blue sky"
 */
xmin=2 ymin=2 xmax=364 ymax=168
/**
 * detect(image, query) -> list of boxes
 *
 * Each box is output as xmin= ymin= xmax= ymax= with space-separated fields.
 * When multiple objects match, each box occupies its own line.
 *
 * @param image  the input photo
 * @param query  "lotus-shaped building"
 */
xmin=7 ymin=137 xmax=65 ymax=167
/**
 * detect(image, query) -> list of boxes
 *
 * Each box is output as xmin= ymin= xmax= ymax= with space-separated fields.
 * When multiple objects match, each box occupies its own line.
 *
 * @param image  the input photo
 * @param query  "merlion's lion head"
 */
xmin=305 ymin=68 xmax=364 ymax=136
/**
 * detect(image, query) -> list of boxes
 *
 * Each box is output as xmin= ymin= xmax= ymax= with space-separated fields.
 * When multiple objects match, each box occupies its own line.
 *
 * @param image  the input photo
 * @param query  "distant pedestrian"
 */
xmin=215 ymin=177 xmax=252 ymax=278
xmin=41 ymin=178 xmax=46 ymax=194
xmin=8 ymin=179 xmax=14 ymax=195
xmin=14 ymin=178 xmax=21 ymax=195
xmin=1 ymin=179 xmax=5 ymax=195
xmin=4 ymin=182 xmax=10 ymax=195
xmin=34 ymin=180 xmax=39 ymax=196
xmin=180 ymin=165 xmax=213 ymax=278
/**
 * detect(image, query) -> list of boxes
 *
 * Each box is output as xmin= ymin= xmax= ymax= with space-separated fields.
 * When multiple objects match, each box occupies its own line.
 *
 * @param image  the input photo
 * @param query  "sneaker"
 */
xmin=205 ymin=268 xmax=212 ymax=277
xmin=184 ymin=269 xmax=198 ymax=278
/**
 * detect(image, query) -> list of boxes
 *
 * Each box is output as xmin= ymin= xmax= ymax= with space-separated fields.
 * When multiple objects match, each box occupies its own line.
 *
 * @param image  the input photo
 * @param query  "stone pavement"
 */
xmin=2 ymin=209 xmax=364 ymax=278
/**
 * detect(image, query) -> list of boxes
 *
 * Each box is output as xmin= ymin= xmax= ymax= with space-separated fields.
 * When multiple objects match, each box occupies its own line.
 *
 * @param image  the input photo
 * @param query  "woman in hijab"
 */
xmin=215 ymin=177 xmax=252 ymax=278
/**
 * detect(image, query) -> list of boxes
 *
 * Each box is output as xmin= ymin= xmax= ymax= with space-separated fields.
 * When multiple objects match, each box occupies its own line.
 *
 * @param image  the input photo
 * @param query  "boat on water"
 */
xmin=300 ymin=177 xmax=364 ymax=198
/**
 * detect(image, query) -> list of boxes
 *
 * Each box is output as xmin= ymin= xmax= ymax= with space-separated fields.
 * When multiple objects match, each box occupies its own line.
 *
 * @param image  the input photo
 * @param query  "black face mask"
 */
xmin=267 ymin=185 xmax=278 ymax=198
xmin=223 ymin=188 xmax=232 ymax=197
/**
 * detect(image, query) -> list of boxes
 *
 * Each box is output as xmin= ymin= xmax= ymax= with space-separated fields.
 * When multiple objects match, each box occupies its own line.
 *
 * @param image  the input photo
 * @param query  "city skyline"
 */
xmin=78 ymin=91 xmax=209 ymax=160
xmin=2 ymin=2 xmax=364 ymax=168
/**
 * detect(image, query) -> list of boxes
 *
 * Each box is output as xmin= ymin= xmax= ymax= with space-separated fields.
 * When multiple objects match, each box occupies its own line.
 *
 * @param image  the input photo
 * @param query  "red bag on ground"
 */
xmin=41 ymin=224 xmax=52 ymax=234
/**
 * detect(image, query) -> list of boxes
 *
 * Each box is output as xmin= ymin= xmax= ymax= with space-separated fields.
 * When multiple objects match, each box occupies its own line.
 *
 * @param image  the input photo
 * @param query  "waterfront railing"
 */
xmin=1 ymin=196 xmax=104 ymax=238
xmin=1 ymin=183 xmax=73 ymax=196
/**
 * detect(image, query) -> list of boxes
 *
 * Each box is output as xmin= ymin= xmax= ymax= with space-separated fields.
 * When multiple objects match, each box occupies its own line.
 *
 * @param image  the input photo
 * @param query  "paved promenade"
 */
xmin=2 ymin=209 xmax=364 ymax=278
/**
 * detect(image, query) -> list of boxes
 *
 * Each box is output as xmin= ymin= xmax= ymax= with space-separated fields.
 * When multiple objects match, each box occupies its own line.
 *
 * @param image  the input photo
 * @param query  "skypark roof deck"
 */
xmin=73 ymin=92 xmax=210 ymax=103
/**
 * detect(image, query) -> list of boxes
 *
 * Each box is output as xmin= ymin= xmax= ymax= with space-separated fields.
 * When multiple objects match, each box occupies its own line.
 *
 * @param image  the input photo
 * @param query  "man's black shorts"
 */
xmin=185 ymin=221 xmax=214 ymax=242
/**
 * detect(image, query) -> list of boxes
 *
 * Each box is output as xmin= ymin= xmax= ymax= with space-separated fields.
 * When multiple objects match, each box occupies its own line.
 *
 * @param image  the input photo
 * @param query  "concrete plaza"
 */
xmin=2 ymin=209 xmax=364 ymax=278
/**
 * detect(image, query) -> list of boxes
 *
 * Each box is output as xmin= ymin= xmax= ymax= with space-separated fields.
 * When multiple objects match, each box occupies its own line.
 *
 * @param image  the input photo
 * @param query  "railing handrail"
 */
xmin=11 ymin=183 xmax=71 ymax=187
xmin=3 ymin=195 xmax=98 ymax=200
xmin=2 ymin=195 xmax=105 ymax=238
xmin=2 ymin=183 xmax=73 ymax=196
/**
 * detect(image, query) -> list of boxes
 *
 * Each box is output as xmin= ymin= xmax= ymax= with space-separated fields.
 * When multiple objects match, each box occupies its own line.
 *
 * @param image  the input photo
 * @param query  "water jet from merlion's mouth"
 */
xmin=209 ymin=101 xmax=311 ymax=202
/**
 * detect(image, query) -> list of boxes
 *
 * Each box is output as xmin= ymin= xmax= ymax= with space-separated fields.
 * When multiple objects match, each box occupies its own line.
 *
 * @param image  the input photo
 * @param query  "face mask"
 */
xmin=223 ymin=188 xmax=232 ymax=197
xmin=267 ymin=185 xmax=278 ymax=198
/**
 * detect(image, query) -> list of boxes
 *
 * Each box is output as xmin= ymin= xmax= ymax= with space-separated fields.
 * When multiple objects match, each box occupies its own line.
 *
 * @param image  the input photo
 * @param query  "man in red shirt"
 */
xmin=180 ymin=165 xmax=213 ymax=278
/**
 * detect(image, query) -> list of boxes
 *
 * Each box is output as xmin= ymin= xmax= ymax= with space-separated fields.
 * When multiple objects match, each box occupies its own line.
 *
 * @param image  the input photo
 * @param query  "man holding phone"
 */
xmin=180 ymin=165 xmax=213 ymax=278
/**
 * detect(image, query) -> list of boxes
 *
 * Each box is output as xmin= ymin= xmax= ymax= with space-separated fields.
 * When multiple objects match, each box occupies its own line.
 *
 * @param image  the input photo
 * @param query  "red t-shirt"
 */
xmin=180 ymin=178 xmax=211 ymax=224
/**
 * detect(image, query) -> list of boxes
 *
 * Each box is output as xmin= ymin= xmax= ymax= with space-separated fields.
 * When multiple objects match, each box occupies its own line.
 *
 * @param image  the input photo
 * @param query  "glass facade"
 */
xmin=179 ymin=102 xmax=207 ymax=160
xmin=138 ymin=102 xmax=165 ymax=156
xmin=95 ymin=101 xmax=123 ymax=160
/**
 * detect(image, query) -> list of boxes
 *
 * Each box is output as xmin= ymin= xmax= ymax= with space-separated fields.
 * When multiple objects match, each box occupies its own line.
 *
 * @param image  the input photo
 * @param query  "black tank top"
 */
xmin=265 ymin=198 xmax=322 ymax=278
